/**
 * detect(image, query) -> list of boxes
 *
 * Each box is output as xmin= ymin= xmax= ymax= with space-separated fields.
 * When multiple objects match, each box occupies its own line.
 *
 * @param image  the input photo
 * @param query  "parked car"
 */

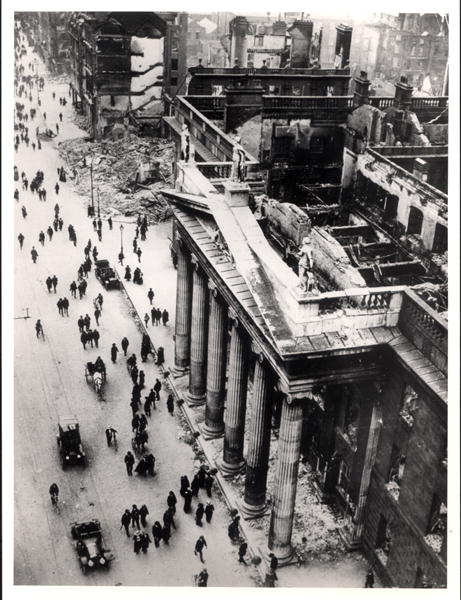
xmin=94 ymin=259 xmax=120 ymax=290
xmin=57 ymin=416 xmax=86 ymax=469
xmin=70 ymin=519 xmax=113 ymax=574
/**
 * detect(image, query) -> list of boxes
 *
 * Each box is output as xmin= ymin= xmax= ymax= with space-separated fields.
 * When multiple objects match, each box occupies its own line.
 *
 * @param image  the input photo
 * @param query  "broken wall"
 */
xmin=130 ymin=36 xmax=164 ymax=110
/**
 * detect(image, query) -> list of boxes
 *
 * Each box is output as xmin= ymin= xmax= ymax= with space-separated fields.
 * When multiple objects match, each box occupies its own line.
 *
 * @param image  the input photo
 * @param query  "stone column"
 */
xmin=174 ymin=236 xmax=192 ymax=374
xmin=188 ymin=255 xmax=209 ymax=404
xmin=347 ymin=395 xmax=382 ymax=548
xmin=241 ymin=345 xmax=272 ymax=517
xmin=268 ymin=398 xmax=304 ymax=562
xmin=220 ymin=310 xmax=249 ymax=475
xmin=202 ymin=281 xmax=228 ymax=437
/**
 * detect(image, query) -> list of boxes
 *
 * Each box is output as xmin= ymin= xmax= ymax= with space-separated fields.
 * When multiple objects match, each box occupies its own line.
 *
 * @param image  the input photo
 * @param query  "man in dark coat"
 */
xmin=124 ymin=451 xmax=135 ymax=476
xmin=205 ymin=502 xmax=214 ymax=523
xmin=167 ymin=393 xmax=175 ymax=415
xmin=120 ymin=509 xmax=131 ymax=536
xmin=140 ymin=531 xmax=151 ymax=554
xmin=139 ymin=504 xmax=149 ymax=527
xmin=146 ymin=388 xmax=157 ymax=410
xmin=145 ymin=453 xmax=155 ymax=476
xmin=195 ymin=503 xmax=204 ymax=527
xmin=18 ymin=233 xmax=25 ymax=249
xmin=163 ymin=507 xmax=176 ymax=530
xmin=131 ymin=505 xmax=141 ymax=529
xmin=121 ymin=336 xmax=129 ymax=356
xmin=147 ymin=288 xmax=154 ymax=304
xmin=153 ymin=378 xmax=162 ymax=401
xmin=80 ymin=331 xmax=88 ymax=350
xmin=78 ymin=316 xmax=84 ymax=333
xmin=180 ymin=475 xmax=190 ymax=497
xmin=238 ymin=542 xmax=248 ymax=564
xmin=152 ymin=521 xmax=162 ymax=547
xmin=183 ymin=488 xmax=193 ymax=513
xmin=162 ymin=523 xmax=171 ymax=545
xmin=62 ymin=297 xmax=69 ymax=317
xmin=162 ymin=309 xmax=169 ymax=326
xmin=131 ymin=414 xmax=140 ymax=432
xmin=191 ymin=474 xmax=200 ymax=497
xmin=133 ymin=530 xmax=142 ymax=554
xmin=92 ymin=329 xmax=100 ymax=348
xmin=194 ymin=536 xmax=207 ymax=563
xmin=144 ymin=396 xmax=152 ymax=417
xmin=83 ymin=314 xmax=91 ymax=331
xmin=111 ymin=343 xmax=119 ymax=363
xmin=365 ymin=569 xmax=375 ymax=588
xmin=70 ymin=281 xmax=77 ymax=298
xmin=94 ymin=308 xmax=101 ymax=326
xmin=51 ymin=275 xmax=58 ymax=293
xmin=46 ymin=276 xmax=53 ymax=293
xmin=205 ymin=473 xmax=214 ymax=498
xmin=167 ymin=491 xmax=177 ymax=514
xmin=196 ymin=568 xmax=209 ymax=587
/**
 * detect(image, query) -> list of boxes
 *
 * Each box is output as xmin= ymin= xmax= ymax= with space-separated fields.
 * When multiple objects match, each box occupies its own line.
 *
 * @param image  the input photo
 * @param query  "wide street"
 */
xmin=13 ymin=40 xmax=259 ymax=587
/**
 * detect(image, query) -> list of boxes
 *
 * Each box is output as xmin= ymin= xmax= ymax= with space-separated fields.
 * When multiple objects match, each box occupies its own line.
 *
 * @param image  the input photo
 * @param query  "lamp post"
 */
xmin=97 ymin=187 xmax=101 ymax=218
xmin=120 ymin=224 xmax=124 ymax=254
xmin=88 ymin=153 xmax=95 ymax=216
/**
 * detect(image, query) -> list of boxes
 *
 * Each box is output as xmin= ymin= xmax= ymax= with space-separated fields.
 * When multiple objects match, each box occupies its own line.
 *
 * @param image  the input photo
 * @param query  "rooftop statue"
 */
xmin=298 ymin=236 xmax=317 ymax=293
xmin=231 ymin=136 xmax=247 ymax=182
xmin=180 ymin=124 xmax=190 ymax=163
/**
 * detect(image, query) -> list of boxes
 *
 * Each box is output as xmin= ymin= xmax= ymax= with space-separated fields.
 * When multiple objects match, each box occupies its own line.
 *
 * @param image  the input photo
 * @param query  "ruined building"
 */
xmin=67 ymin=12 xmax=188 ymax=139
xmin=21 ymin=12 xmax=71 ymax=74
xmin=161 ymin=44 xmax=448 ymax=586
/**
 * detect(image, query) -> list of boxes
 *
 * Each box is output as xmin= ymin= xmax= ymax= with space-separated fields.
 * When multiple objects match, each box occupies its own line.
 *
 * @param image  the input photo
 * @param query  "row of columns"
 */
xmin=173 ymin=236 xmax=304 ymax=561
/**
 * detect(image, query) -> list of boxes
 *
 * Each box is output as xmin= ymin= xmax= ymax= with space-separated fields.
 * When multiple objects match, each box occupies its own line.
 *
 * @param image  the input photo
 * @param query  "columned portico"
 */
xmin=241 ymin=345 xmax=273 ymax=517
xmin=174 ymin=237 xmax=192 ymax=374
xmin=202 ymin=281 xmax=228 ymax=437
xmin=221 ymin=311 xmax=249 ymax=475
xmin=188 ymin=255 xmax=209 ymax=404
xmin=268 ymin=398 xmax=304 ymax=562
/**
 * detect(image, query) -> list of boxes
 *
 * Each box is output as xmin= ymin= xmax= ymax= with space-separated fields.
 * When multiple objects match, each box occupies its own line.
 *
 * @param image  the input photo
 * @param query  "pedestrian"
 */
xmin=162 ymin=309 xmax=169 ymax=326
xmin=147 ymin=288 xmax=154 ymax=304
xmin=194 ymin=536 xmax=207 ymax=563
xmin=167 ymin=491 xmax=177 ymax=514
xmin=191 ymin=474 xmax=200 ymax=498
xmin=228 ymin=516 xmax=240 ymax=541
xmin=152 ymin=521 xmax=162 ymax=547
xmin=131 ymin=505 xmax=141 ymax=529
xmin=97 ymin=293 xmax=104 ymax=310
xmin=111 ymin=343 xmax=119 ymax=363
xmin=238 ymin=542 xmax=248 ymax=564
xmin=62 ymin=297 xmax=69 ymax=316
xmin=84 ymin=313 xmax=91 ymax=331
xmin=139 ymin=504 xmax=149 ymax=527
xmin=124 ymin=451 xmax=135 ymax=476
xmin=58 ymin=218 xmax=63 ymax=231
xmin=154 ymin=378 xmax=162 ymax=401
xmin=92 ymin=329 xmax=100 ymax=348
xmin=35 ymin=319 xmax=44 ymax=338
xmin=57 ymin=298 xmax=63 ymax=316
xmin=131 ymin=365 xmax=139 ymax=385
xmin=143 ymin=396 xmax=152 ymax=417
xmin=167 ymin=393 xmax=175 ymax=416
xmin=94 ymin=307 xmax=101 ymax=326
xmin=137 ymin=247 xmax=142 ymax=263
xmin=180 ymin=475 xmax=190 ymax=497
xmin=80 ymin=331 xmax=88 ymax=350
xmin=195 ymin=503 xmax=205 ymax=527
xmin=45 ymin=276 xmax=53 ymax=293
xmin=163 ymin=507 xmax=176 ymax=530
xmin=156 ymin=346 xmax=165 ymax=367
xmin=162 ymin=523 xmax=171 ymax=545
xmin=183 ymin=488 xmax=193 ymax=514
xmin=131 ymin=414 xmax=140 ymax=433
xmin=69 ymin=281 xmax=77 ymax=298
xmin=22 ymin=205 xmax=27 ymax=219
xmin=196 ymin=568 xmax=209 ymax=587
xmin=55 ymin=182 xmax=59 ymax=195
xmin=124 ymin=265 xmax=131 ymax=282
xmin=59 ymin=112 xmax=63 ymax=122
xmin=365 ymin=569 xmax=375 ymax=588
xmin=146 ymin=388 xmax=157 ymax=411
xmin=130 ymin=398 xmax=139 ymax=418
xmin=120 ymin=509 xmax=131 ymax=536
xmin=121 ymin=336 xmax=129 ymax=356
xmin=139 ymin=413 xmax=148 ymax=432
xmin=205 ymin=502 xmax=214 ymax=524
xmin=108 ymin=216 xmax=113 ymax=230
xmin=52 ymin=275 xmax=58 ymax=293
xmin=77 ymin=315 xmax=84 ymax=333
xmin=133 ymin=530 xmax=142 ymax=554
xmin=39 ymin=231 xmax=45 ymax=246
xmin=118 ymin=251 xmax=124 ymax=265
xmin=47 ymin=226 xmax=53 ymax=241
xmin=144 ymin=313 xmax=150 ymax=328
xmin=265 ymin=567 xmax=278 ymax=587
xmin=56 ymin=122 xmax=59 ymax=134
xmin=105 ymin=427 xmax=116 ymax=446
xmin=205 ymin=472 xmax=214 ymax=498
xmin=269 ymin=553 xmax=278 ymax=572
xmin=138 ymin=370 xmax=145 ymax=389
xmin=140 ymin=531 xmax=151 ymax=554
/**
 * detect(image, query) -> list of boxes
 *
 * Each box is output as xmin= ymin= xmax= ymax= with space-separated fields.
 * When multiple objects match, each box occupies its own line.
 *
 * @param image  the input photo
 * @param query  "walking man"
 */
xmin=111 ymin=343 xmax=119 ymax=363
xmin=147 ymin=288 xmax=154 ymax=304
xmin=124 ymin=451 xmax=135 ymax=476
xmin=94 ymin=307 xmax=101 ymax=326
xmin=121 ymin=336 xmax=129 ymax=356
xmin=120 ymin=509 xmax=131 ymax=537
xmin=205 ymin=502 xmax=214 ymax=524
xmin=18 ymin=233 xmax=24 ymax=249
xmin=194 ymin=536 xmax=207 ymax=563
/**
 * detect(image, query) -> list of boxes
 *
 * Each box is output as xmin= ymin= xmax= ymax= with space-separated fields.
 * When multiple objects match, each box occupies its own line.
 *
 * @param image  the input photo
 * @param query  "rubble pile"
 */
xmin=58 ymin=135 xmax=175 ymax=222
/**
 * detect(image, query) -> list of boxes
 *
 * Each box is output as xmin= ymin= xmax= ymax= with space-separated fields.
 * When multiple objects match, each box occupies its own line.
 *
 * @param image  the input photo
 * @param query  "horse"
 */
xmin=93 ymin=371 xmax=104 ymax=397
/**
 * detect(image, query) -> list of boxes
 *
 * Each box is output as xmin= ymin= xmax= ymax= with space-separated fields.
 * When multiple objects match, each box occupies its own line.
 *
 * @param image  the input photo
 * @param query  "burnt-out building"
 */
xmin=161 ymin=39 xmax=449 ymax=584
xmin=67 ymin=11 xmax=187 ymax=138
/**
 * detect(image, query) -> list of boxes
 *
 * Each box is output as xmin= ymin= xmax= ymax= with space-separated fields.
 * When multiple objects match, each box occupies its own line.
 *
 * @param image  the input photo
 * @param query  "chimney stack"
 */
xmin=353 ymin=70 xmax=371 ymax=108
xmin=394 ymin=75 xmax=414 ymax=111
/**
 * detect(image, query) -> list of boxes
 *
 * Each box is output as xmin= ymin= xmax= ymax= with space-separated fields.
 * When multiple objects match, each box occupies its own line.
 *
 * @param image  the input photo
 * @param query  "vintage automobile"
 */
xmin=56 ymin=416 xmax=86 ymax=469
xmin=94 ymin=259 xmax=120 ymax=290
xmin=70 ymin=519 xmax=114 ymax=574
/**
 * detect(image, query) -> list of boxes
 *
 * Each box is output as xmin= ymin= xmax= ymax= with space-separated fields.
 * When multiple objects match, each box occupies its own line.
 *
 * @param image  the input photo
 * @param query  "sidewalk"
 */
xmin=113 ymin=228 xmax=381 ymax=588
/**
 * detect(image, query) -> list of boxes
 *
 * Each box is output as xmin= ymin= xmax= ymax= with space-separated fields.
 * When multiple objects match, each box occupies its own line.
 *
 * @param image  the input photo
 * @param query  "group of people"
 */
xmin=143 ymin=306 xmax=169 ymax=328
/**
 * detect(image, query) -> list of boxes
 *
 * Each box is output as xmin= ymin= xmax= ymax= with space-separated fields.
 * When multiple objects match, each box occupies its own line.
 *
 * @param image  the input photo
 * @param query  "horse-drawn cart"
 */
xmin=85 ymin=360 xmax=106 ymax=397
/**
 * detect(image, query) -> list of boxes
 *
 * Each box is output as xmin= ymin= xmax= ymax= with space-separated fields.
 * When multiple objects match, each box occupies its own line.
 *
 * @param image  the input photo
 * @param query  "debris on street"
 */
xmin=58 ymin=136 xmax=175 ymax=222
